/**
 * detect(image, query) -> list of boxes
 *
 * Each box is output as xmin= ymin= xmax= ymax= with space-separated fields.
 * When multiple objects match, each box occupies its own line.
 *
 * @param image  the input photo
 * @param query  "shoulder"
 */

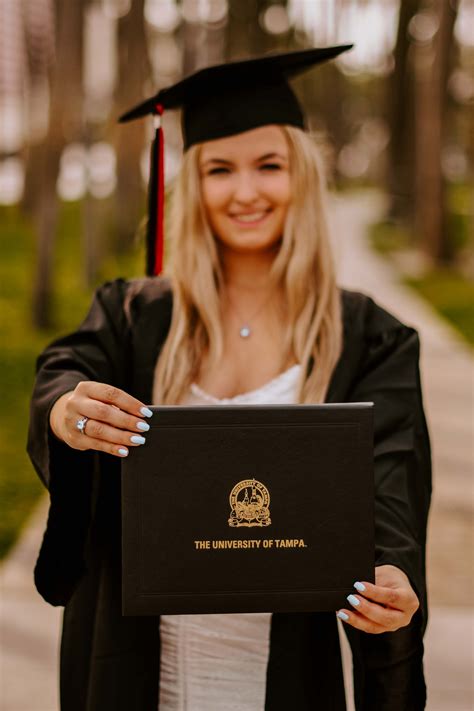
xmin=340 ymin=288 xmax=416 ymax=342
xmin=94 ymin=276 xmax=173 ymax=325
xmin=339 ymin=288 xmax=421 ymax=375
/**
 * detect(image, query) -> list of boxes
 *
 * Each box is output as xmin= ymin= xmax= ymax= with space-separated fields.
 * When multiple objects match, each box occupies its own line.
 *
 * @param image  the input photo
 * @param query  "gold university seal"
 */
xmin=228 ymin=478 xmax=271 ymax=528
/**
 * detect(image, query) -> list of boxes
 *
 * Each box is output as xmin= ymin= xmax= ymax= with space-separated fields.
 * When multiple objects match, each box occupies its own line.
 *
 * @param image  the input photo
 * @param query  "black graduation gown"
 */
xmin=27 ymin=277 xmax=431 ymax=711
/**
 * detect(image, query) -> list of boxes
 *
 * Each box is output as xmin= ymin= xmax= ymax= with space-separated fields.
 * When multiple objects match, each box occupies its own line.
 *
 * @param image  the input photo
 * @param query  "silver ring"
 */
xmin=76 ymin=416 xmax=89 ymax=435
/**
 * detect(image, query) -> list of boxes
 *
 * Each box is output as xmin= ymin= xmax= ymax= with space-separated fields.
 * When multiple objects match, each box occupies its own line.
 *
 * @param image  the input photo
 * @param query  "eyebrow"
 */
xmin=201 ymin=152 xmax=287 ymax=167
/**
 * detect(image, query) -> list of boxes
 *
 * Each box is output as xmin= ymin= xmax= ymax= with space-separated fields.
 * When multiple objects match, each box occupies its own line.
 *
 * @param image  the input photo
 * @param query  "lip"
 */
xmin=228 ymin=209 xmax=272 ymax=227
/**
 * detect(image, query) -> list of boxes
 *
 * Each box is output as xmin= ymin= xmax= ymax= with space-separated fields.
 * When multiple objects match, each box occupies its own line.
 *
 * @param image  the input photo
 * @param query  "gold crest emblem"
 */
xmin=228 ymin=478 xmax=271 ymax=528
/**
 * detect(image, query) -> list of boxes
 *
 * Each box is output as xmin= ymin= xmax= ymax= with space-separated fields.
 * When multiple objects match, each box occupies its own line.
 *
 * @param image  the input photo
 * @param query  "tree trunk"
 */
xmin=386 ymin=0 xmax=420 ymax=222
xmin=32 ymin=0 xmax=84 ymax=329
xmin=414 ymin=0 xmax=458 ymax=263
xmin=114 ymin=0 xmax=151 ymax=256
xmin=82 ymin=121 xmax=107 ymax=287
xmin=21 ymin=0 xmax=55 ymax=218
xmin=225 ymin=0 xmax=275 ymax=60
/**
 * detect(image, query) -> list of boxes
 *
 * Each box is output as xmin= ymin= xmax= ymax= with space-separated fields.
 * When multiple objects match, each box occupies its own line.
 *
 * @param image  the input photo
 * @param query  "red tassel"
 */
xmin=146 ymin=103 xmax=165 ymax=276
xmin=154 ymin=102 xmax=164 ymax=276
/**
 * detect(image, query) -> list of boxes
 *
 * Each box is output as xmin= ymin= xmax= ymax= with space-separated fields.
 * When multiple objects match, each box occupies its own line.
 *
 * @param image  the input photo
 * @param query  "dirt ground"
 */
xmin=427 ymin=499 xmax=474 ymax=608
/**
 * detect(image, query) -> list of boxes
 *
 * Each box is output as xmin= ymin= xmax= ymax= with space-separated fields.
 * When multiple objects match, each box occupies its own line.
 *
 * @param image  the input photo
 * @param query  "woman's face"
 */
xmin=199 ymin=125 xmax=291 ymax=256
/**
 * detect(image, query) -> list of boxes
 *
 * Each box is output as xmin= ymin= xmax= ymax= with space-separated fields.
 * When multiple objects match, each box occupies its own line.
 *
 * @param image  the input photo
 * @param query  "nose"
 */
xmin=232 ymin=171 xmax=260 ymax=204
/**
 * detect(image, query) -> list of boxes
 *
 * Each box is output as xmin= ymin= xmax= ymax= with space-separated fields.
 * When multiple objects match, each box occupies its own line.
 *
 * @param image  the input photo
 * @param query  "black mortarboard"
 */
xmin=119 ymin=45 xmax=353 ymax=275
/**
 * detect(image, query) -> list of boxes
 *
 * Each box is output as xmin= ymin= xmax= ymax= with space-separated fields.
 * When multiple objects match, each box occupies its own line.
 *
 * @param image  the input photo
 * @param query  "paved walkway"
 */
xmin=330 ymin=191 xmax=474 ymax=711
xmin=1 ymin=190 xmax=472 ymax=710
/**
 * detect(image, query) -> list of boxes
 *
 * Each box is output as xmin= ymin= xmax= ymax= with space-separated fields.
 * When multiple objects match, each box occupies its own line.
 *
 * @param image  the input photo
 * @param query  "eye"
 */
xmin=260 ymin=163 xmax=281 ymax=171
xmin=207 ymin=167 xmax=230 ymax=175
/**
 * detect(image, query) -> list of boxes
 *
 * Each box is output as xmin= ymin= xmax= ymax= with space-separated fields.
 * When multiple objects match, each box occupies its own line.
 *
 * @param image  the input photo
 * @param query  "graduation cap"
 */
xmin=119 ymin=45 xmax=353 ymax=276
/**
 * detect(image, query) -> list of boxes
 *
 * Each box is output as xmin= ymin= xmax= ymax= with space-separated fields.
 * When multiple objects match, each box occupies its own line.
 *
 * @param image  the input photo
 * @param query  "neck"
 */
xmin=219 ymin=247 xmax=287 ymax=340
xmin=220 ymin=246 xmax=277 ymax=292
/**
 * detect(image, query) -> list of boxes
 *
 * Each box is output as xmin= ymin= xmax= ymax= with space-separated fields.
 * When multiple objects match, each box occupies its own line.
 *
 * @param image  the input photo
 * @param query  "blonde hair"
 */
xmin=152 ymin=125 xmax=342 ymax=405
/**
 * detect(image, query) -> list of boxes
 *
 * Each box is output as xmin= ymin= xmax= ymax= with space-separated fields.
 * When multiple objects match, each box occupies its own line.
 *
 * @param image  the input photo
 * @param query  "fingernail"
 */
xmin=337 ymin=611 xmax=349 ymax=621
xmin=347 ymin=594 xmax=360 ymax=607
xmin=354 ymin=581 xmax=366 ymax=592
xmin=136 ymin=421 xmax=150 ymax=432
xmin=130 ymin=435 xmax=146 ymax=445
xmin=140 ymin=407 xmax=153 ymax=418
xmin=118 ymin=448 xmax=129 ymax=457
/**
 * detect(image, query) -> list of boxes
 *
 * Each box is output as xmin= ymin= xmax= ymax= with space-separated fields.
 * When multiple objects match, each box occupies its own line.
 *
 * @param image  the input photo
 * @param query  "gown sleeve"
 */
xmin=27 ymin=278 xmax=130 ymax=489
xmin=26 ymin=278 xmax=131 ymax=605
xmin=344 ymin=301 xmax=432 ymax=710
xmin=350 ymin=323 xmax=431 ymax=624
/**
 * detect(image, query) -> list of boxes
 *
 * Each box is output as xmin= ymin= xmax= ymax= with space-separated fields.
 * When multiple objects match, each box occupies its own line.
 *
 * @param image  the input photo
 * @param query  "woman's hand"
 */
xmin=49 ymin=381 xmax=153 ymax=458
xmin=337 ymin=564 xmax=420 ymax=634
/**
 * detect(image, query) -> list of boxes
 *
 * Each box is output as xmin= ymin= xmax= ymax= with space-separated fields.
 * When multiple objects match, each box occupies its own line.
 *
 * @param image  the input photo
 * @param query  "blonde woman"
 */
xmin=28 ymin=48 xmax=431 ymax=710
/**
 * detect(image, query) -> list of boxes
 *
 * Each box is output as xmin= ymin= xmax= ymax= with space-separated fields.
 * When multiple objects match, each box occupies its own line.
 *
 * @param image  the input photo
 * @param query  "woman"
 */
xmin=27 ymin=47 xmax=431 ymax=710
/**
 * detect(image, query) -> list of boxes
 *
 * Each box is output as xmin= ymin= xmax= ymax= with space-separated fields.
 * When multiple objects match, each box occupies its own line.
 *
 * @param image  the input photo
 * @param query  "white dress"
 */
xmin=158 ymin=365 xmax=302 ymax=711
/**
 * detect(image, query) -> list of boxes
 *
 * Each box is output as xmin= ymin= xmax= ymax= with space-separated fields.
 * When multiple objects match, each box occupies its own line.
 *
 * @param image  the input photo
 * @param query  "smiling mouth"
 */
xmin=229 ymin=210 xmax=272 ymax=225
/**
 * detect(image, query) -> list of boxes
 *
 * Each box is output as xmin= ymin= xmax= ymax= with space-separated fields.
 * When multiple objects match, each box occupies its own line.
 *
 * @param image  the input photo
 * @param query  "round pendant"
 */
xmin=239 ymin=326 xmax=251 ymax=338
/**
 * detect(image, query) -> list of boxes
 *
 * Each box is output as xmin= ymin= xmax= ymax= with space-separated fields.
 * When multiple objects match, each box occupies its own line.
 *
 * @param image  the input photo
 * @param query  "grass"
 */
xmin=405 ymin=270 xmax=474 ymax=345
xmin=369 ymin=219 xmax=414 ymax=255
xmin=0 ymin=201 xmax=142 ymax=559
xmin=369 ymin=185 xmax=474 ymax=347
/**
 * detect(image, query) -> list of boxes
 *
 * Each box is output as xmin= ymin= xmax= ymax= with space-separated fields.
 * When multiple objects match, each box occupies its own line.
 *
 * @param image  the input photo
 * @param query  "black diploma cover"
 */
xmin=122 ymin=404 xmax=374 ymax=615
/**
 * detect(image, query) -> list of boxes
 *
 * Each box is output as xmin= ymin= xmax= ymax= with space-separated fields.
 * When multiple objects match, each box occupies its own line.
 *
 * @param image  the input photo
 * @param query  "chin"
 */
xmin=222 ymin=233 xmax=282 ymax=254
xmin=217 ymin=221 xmax=283 ymax=251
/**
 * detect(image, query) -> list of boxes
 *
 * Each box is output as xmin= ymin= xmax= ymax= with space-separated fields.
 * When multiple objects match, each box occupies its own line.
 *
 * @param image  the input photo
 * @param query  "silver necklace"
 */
xmin=226 ymin=289 xmax=274 ymax=339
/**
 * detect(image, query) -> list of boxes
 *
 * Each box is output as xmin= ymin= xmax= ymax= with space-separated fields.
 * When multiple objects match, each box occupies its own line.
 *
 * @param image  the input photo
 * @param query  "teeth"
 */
xmin=232 ymin=212 xmax=267 ymax=222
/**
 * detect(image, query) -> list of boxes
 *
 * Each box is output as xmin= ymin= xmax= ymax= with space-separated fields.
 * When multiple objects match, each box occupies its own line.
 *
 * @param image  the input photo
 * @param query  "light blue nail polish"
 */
xmin=137 ymin=421 xmax=150 ymax=432
xmin=130 ymin=435 xmax=146 ymax=445
xmin=140 ymin=407 xmax=153 ymax=418
xmin=347 ymin=594 xmax=360 ymax=607
xmin=118 ymin=448 xmax=128 ymax=457
xmin=337 ymin=611 xmax=349 ymax=621
xmin=354 ymin=581 xmax=366 ymax=593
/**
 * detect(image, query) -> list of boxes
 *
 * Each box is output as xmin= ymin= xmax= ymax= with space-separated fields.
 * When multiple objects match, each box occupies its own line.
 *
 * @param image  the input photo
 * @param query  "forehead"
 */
xmin=199 ymin=124 xmax=288 ymax=161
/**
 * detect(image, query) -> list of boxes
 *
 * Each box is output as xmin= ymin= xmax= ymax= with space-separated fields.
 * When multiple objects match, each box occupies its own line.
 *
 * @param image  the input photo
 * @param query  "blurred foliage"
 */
xmin=405 ymin=270 xmax=474 ymax=346
xmin=372 ymin=182 xmax=472 ymax=253
xmin=0 ymin=203 xmax=142 ymax=559
xmin=446 ymin=182 xmax=473 ymax=253
xmin=369 ymin=182 xmax=474 ymax=347
xmin=369 ymin=219 xmax=414 ymax=254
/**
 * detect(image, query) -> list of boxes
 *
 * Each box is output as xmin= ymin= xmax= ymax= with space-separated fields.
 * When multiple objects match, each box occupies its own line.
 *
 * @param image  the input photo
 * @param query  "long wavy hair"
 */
xmin=152 ymin=125 xmax=343 ymax=405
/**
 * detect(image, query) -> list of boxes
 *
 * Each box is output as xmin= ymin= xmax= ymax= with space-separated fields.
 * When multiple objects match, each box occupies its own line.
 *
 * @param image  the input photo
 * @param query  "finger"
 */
xmin=337 ymin=609 xmax=386 ymax=634
xmin=345 ymin=594 xmax=404 ymax=630
xmin=75 ymin=397 xmax=151 ymax=434
xmin=351 ymin=580 xmax=406 ymax=610
xmin=76 ymin=418 xmax=147 ymax=449
xmin=353 ymin=580 xmax=419 ymax=622
xmin=76 ymin=382 xmax=153 ymax=418
xmin=64 ymin=431 xmax=131 ymax=459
